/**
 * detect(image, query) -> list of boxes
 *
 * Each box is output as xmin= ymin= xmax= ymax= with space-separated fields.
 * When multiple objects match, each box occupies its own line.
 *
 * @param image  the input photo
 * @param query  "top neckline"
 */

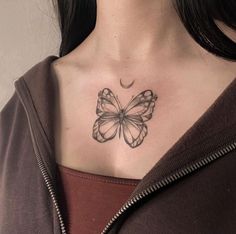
xmin=56 ymin=163 xmax=141 ymax=185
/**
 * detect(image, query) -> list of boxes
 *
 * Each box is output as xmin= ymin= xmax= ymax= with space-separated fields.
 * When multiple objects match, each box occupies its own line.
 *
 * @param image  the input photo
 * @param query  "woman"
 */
xmin=0 ymin=0 xmax=236 ymax=233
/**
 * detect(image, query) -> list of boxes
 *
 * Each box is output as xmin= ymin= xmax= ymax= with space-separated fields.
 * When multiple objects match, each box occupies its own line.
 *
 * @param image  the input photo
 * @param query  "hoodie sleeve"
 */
xmin=0 ymin=90 xmax=25 ymax=179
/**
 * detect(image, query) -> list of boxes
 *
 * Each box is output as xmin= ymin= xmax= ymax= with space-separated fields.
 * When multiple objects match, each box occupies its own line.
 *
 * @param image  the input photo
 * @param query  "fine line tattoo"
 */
xmin=92 ymin=88 xmax=158 ymax=148
xmin=120 ymin=78 xmax=135 ymax=89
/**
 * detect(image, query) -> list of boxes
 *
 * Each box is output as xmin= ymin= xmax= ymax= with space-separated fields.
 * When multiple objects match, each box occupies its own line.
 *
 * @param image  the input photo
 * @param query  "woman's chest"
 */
xmin=51 ymin=59 xmax=236 ymax=179
xmin=53 ymin=78 xmax=232 ymax=179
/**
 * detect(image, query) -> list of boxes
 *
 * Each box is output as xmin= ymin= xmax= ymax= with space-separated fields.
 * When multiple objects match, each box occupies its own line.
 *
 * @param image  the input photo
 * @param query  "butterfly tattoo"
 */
xmin=92 ymin=88 xmax=158 ymax=148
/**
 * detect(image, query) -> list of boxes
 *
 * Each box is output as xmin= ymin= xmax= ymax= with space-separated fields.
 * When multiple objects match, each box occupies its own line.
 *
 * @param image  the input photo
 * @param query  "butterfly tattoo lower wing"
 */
xmin=122 ymin=115 xmax=148 ymax=148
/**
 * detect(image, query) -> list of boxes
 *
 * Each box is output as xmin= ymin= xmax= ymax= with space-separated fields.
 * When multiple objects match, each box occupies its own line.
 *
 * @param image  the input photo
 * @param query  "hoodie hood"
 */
xmin=13 ymin=55 xmax=236 ymax=198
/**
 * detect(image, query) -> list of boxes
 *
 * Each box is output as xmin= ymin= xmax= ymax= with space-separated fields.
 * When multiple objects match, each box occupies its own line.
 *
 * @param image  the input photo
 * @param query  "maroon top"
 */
xmin=56 ymin=163 xmax=141 ymax=234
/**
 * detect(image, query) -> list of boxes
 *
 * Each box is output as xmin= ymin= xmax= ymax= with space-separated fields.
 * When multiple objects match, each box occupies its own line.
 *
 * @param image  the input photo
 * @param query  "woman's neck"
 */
xmin=87 ymin=0 xmax=197 ymax=62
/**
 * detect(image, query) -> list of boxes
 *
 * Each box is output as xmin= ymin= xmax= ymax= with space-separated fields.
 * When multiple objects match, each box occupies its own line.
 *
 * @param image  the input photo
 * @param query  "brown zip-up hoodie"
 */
xmin=0 ymin=55 xmax=236 ymax=234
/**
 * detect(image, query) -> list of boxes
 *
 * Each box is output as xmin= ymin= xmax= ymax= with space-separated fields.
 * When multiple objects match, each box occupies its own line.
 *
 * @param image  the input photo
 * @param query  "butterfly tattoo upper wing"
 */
xmin=92 ymin=88 xmax=158 ymax=148
xmin=92 ymin=88 xmax=121 ymax=142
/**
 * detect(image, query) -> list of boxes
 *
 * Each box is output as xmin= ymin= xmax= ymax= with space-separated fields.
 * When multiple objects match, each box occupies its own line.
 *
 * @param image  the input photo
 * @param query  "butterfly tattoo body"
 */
xmin=92 ymin=88 xmax=158 ymax=148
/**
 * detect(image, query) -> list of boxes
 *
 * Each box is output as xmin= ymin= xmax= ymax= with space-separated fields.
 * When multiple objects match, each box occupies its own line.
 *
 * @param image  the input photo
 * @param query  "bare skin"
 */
xmin=52 ymin=0 xmax=236 ymax=179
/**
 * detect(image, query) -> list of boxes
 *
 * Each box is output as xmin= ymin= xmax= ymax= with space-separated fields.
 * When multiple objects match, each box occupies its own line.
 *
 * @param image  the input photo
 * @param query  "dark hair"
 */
xmin=52 ymin=0 xmax=236 ymax=61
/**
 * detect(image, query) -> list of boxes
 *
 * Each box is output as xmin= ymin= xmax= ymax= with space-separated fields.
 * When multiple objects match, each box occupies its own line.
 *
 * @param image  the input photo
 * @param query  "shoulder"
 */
xmin=0 ymin=90 xmax=23 ymax=133
xmin=0 ymin=55 xmax=58 ymax=160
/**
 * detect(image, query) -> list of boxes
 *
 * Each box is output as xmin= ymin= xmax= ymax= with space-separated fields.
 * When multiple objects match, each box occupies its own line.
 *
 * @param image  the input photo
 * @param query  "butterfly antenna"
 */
xmin=124 ymin=95 xmax=134 ymax=111
xmin=116 ymin=95 xmax=122 ymax=109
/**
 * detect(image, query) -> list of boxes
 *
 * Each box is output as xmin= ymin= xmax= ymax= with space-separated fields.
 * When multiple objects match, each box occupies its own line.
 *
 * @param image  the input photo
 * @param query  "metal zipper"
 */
xmin=101 ymin=140 xmax=236 ymax=234
xmin=15 ymin=87 xmax=67 ymax=234
xmin=32 ymin=140 xmax=67 ymax=234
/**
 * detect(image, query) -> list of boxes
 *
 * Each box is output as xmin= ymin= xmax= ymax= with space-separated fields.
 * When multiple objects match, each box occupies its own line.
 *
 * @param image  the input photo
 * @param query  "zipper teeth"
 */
xmin=26 ymin=107 xmax=67 ymax=234
xmin=35 ymin=150 xmax=67 ymax=234
xmin=101 ymin=141 xmax=236 ymax=234
xmin=15 ymin=87 xmax=67 ymax=234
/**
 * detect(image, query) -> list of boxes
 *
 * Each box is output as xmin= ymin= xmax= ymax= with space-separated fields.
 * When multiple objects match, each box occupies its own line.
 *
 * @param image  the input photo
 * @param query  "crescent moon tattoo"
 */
xmin=120 ymin=78 xmax=135 ymax=89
